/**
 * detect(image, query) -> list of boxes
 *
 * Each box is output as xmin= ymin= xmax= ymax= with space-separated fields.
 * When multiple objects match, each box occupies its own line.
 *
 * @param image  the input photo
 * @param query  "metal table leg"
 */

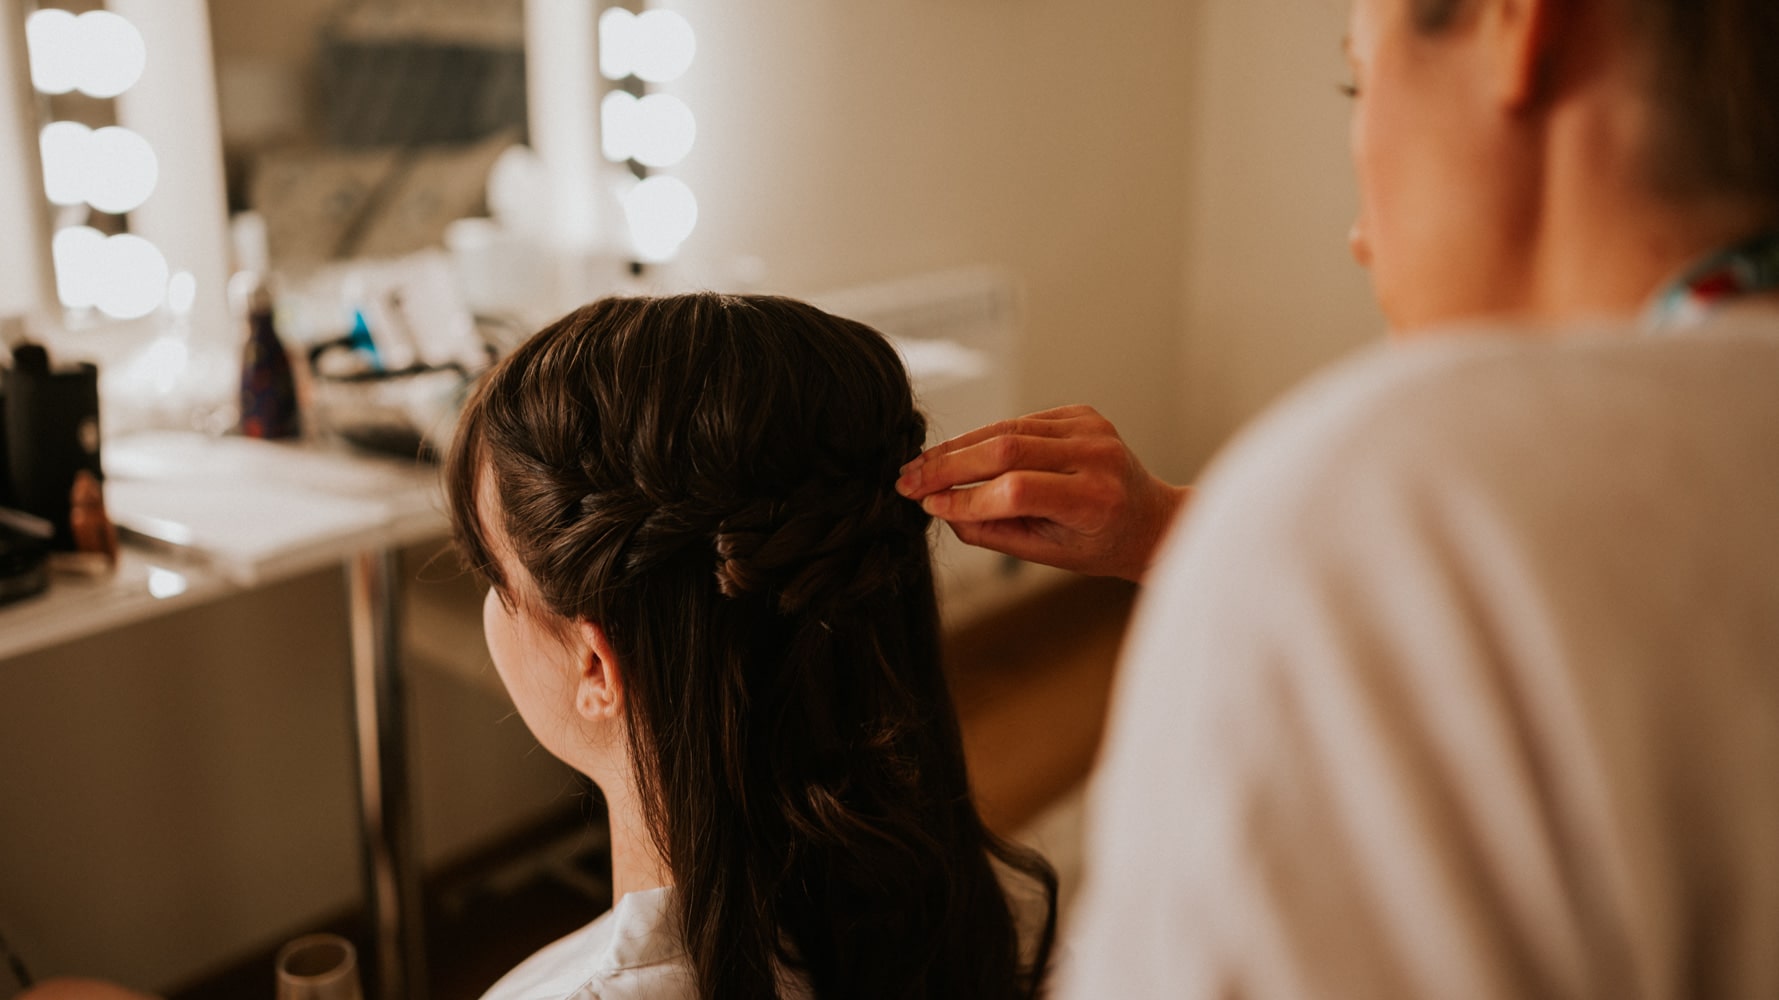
xmin=346 ymin=548 xmax=427 ymax=1000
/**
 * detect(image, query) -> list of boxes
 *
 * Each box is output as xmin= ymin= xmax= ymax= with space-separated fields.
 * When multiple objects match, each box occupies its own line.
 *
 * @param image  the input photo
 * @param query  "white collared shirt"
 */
xmin=480 ymin=887 xmax=695 ymax=1000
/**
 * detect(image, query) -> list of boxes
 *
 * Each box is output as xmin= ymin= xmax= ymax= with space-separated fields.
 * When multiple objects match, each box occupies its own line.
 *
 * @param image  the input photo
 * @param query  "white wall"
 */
xmin=0 ymin=549 xmax=578 ymax=992
xmin=664 ymin=0 xmax=1199 ymax=481
xmin=1176 ymin=0 xmax=1384 ymax=470
xmin=661 ymin=0 xmax=1379 ymax=480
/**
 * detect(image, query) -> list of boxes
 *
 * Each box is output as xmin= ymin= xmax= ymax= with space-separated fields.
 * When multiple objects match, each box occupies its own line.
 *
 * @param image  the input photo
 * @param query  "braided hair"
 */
xmin=447 ymin=293 xmax=1057 ymax=1000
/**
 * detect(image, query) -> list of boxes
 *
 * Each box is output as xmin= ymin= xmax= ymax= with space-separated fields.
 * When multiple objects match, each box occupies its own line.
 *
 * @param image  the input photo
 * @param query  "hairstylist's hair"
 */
xmin=1411 ymin=0 xmax=1779 ymax=206
xmin=446 ymin=294 xmax=1057 ymax=1000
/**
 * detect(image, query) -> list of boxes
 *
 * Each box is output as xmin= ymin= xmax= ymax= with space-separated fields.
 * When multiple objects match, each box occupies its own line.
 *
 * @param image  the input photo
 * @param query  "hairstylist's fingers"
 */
xmin=947 ymin=518 xmax=1058 ymax=567
xmin=904 ymin=406 xmax=1112 ymax=470
xmin=918 ymin=471 xmax=1098 ymax=527
xmin=896 ymin=433 xmax=1101 ymax=500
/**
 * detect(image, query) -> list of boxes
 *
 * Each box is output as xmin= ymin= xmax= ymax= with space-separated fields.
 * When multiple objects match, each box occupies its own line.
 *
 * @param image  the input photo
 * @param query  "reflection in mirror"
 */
xmin=209 ymin=0 xmax=528 ymax=272
xmin=26 ymin=0 xmax=166 ymax=320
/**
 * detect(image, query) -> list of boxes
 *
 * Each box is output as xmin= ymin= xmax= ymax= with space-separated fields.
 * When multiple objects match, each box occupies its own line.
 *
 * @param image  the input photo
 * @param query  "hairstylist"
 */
xmin=900 ymin=0 xmax=1779 ymax=994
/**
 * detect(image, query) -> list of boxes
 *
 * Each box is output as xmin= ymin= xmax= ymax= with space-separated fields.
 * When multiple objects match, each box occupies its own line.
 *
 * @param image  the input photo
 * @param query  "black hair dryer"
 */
xmin=3 ymin=342 xmax=102 ymax=551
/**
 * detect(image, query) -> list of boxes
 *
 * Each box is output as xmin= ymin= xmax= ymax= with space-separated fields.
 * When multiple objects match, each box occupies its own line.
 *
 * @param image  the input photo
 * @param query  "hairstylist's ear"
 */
xmin=1484 ymin=0 xmax=1559 ymax=111
xmin=573 ymin=620 xmax=625 ymax=721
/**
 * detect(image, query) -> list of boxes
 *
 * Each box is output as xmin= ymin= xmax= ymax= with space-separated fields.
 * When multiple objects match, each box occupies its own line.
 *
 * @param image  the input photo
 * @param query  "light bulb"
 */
xmin=86 ymin=127 xmax=159 ymax=214
xmin=73 ymin=11 xmax=146 ymax=98
xmin=166 ymin=270 xmax=198 ymax=316
xmin=601 ymin=90 xmax=640 ymax=162
xmin=147 ymin=566 xmax=189 ymax=599
xmin=623 ymin=175 xmax=698 ymax=262
xmin=39 ymin=121 xmax=93 ymax=206
xmin=633 ymin=10 xmax=695 ymax=84
xmin=25 ymin=9 xmax=80 ymax=95
xmin=52 ymin=226 xmax=106 ymax=309
xmin=632 ymin=94 xmax=696 ymax=168
xmin=95 ymin=234 xmax=170 ymax=320
xmin=598 ymin=7 xmax=637 ymax=80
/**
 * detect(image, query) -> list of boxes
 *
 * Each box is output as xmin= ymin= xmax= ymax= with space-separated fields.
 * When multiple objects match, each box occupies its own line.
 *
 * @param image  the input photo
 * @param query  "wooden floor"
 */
xmin=169 ymin=575 xmax=1136 ymax=1000
xmin=948 ymin=576 xmax=1135 ymax=837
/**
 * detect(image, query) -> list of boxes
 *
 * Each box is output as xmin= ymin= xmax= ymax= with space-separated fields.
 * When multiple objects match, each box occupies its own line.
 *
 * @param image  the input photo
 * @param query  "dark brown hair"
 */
xmin=1411 ymin=0 xmax=1779 ymax=205
xmin=446 ymin=294 xmax=1056 ymax=1000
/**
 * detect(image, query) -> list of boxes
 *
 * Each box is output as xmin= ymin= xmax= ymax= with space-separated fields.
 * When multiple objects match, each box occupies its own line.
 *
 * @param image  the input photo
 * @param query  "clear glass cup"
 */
xmin=274 ymin=933 xmax=363 ymax=1000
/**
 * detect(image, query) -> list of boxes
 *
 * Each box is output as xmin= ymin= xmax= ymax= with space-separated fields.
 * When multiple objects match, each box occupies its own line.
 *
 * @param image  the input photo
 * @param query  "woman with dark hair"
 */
xmin=900 ymin=0 xmax=1779 ymax=995
xmin=448 ymin=293 xmax=1057 ymax=1000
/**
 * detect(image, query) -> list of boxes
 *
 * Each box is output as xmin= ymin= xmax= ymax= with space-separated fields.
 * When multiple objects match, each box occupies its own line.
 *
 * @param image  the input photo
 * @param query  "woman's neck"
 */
xmin=1522 ymin=90 xmax=1779 ymax=324
xmin=599 ymin=774 xmax=672 ymax=902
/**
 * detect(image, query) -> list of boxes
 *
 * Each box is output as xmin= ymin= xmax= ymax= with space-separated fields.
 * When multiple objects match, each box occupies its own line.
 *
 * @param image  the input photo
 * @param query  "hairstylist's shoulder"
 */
xmin=1065 ymin=330 xmax=1587 ymax=996
xmin=1065 ymin=330 xmax=1552 ymax=997
xmin=1183 ymin=328 xmax=1536 ymax=552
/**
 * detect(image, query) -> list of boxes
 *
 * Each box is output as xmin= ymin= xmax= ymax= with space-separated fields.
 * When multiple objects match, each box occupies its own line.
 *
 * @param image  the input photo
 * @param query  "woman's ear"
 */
xmin=572 ymin=620 xmax=625 ymax=722
xmin=1484 ymin=0 xmax=1560 ymax=111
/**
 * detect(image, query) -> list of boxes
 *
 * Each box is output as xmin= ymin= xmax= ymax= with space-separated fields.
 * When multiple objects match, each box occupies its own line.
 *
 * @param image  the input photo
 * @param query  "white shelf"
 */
xmin=0 ymin=432 xmax=449 ymax=662
xmin=0 ymin=547 xmax=228 ymax=662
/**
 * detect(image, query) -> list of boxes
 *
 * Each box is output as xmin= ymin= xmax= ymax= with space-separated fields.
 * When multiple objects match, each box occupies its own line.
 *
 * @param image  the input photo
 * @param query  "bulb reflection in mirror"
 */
xmin=601 ymin=90 xmax=638 ymax=161
xmin=633 ymin=10 xmax=694 ymax=83
xmin=73 ymin=11 xmax=147 ymax=98
xmin=39 ymin=123 xmax=159 ymax=213
xmin=25 ymin=9 xmax=147 ymax=97
xmin=623 ymin=175 xmax=698 ymax=262
xmin=39 ymin=121 xmax=93 ymax=205
xmin=601 ymin=92 xmax=696 ymax=167
xmin=166 ymin=270 xmax=197 ymax=316
xmin=598 ymin=7 xmax=637 ymax=81
xmin=598 ymin=8 xmax=694 ymax=83
xmin=87 ymin=127 xmax=159 ymax=214
xmin=25 ymin=8 xmax=81 ymax=94
xmin=633 ymin=94 xmax=695 ymax=167
xmin=148 ymin=566 xmax=189 ymax=600
xmin=53 ymin=226 xmax=106 ymax=309
xmin=94 ymin=234 xmax=169 ymax=319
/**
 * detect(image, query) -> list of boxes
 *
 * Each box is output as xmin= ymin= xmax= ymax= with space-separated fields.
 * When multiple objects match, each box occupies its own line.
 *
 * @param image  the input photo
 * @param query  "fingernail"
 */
xmin=895 ymin=469 xmax=920 ymax=496
xmin=920 ymin=494 xmax=946 ymax=515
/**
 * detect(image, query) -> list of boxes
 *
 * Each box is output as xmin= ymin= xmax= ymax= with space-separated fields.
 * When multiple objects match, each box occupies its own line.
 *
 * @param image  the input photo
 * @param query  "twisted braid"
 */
xmin=712 ymin=462 xmax=929 ymax=614
xmin=537 ymin=410 xmax=934 ymax=616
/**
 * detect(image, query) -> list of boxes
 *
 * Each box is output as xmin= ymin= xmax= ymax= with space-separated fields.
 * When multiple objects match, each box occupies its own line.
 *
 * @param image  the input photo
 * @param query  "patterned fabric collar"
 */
xmin=1644 ymin=229 xmax=1779 ymax=332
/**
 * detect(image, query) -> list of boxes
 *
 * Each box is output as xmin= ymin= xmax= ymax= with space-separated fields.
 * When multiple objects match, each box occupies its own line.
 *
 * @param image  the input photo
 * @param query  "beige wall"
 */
xmin=1176 ymin=0 xmax=1384 ymax=470
xmin=666 ymin=0 xmax=1200 ymax=480
xmin=0 ymin=550 xmax=577 ymax=992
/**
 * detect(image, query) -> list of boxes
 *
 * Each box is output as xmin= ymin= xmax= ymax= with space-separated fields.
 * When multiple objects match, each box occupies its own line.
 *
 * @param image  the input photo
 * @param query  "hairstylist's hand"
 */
xmin=895 ymin=405 xmax=1190 ymax=583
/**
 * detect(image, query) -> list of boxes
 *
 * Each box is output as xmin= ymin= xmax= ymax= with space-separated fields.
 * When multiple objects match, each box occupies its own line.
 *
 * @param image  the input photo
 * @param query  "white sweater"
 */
xmin=1060 ymin=316 xmax=1779 ymax=998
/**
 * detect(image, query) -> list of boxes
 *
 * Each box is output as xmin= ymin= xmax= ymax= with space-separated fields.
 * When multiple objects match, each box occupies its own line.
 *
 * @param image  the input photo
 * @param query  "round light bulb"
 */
xmin=623 ymin=175 xmax=698 ymax=262
xmin=601 ymin=90 xmax=640 ymax=162
xmin=96 ymin=234 xmax=170 ymax=319
xmin=52 ymin=226 xmax=106 ymax=310
xmin=39 ymin=121 xmax=93 ymax=206
xmin=74 ymin=11 xmax=147 ymax=98
xmin=486 ymin=144 xmax=550 ymax=234
xmin=166 ymin=270 xmax=198 ymax=316
xmin=632 ymin=94 xmax=696 ymax=168
xmin=25 ymin=9 xmax=81 ymax=95
xmin=138 ymin=335 xmax=190 ymax=396
xmin=598 ymin=7 xmax=637 ymax=80
xmin=633 ymin=10 xmax=696 ymax=83
xmin=86 ymin=126 xmax=159 ymax=214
